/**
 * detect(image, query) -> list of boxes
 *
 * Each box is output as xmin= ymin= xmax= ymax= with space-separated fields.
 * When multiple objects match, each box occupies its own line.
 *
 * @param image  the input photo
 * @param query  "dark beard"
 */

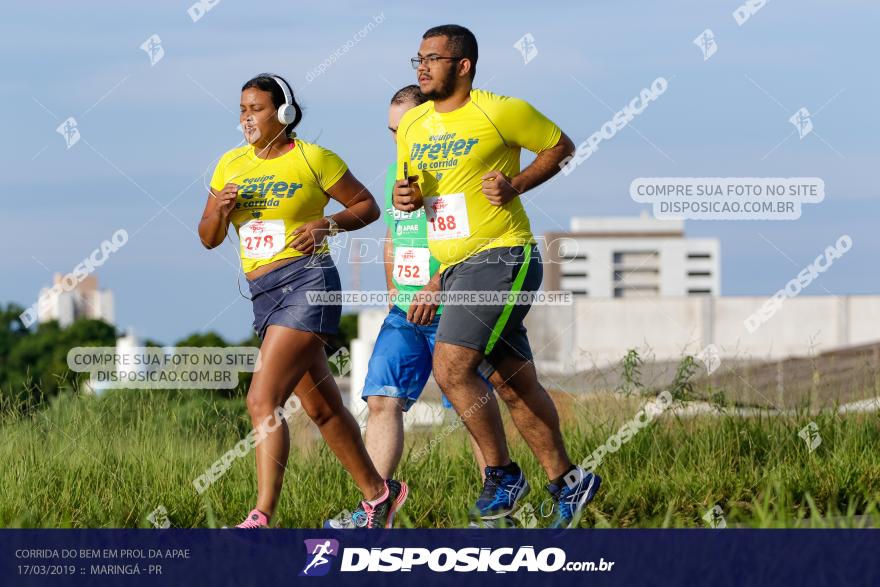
xmin=423 ymin=73 xmax=457 ymax=101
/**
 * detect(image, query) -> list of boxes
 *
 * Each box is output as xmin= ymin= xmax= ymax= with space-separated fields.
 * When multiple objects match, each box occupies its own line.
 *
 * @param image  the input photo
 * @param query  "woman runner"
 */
xmin=198 ymin=73 xmax=407 ymax=528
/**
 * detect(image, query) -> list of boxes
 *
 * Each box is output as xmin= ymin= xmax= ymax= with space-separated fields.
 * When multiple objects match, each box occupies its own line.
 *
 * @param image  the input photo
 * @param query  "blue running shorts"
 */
xmin=363 ymin=306 xmax=494 ymax=411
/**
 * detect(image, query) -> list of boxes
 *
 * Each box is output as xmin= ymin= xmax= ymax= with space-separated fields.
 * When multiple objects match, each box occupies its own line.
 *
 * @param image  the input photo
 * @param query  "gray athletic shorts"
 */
xmin=247 ymin=254 xmax=341 ymax=340
xmin=436 ymin=244 xmax=542 ymax=366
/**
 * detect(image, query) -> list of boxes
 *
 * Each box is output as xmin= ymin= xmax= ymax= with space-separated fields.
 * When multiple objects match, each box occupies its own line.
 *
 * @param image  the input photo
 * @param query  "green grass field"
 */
xmin=1 ymin=388 xmax=879 ymax=528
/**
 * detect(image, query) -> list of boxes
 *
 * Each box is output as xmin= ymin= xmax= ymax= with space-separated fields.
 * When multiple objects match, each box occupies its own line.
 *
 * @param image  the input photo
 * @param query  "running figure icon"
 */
xmin=301 ymin=540 xmax=337 ymax=576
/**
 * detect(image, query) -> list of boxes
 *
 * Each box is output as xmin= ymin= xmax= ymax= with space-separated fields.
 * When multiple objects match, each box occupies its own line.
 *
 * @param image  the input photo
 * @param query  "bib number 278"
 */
xmin=240 ymin=219 xmax=285 ymax=259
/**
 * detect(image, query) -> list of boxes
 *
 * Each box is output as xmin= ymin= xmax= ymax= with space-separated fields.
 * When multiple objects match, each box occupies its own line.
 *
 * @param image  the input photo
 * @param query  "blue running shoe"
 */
xmin=471 ymin=464 xmax=530 ymax=521
xmin=546 ymin=467 xmax=601 ymax=529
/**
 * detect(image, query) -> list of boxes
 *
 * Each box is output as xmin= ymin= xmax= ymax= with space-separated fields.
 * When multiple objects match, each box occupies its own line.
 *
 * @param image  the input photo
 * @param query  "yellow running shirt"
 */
xmin=209 ymin=140 xmax=347 ymax=273
xmin=395 ymin=89 xmax=562 ymax=269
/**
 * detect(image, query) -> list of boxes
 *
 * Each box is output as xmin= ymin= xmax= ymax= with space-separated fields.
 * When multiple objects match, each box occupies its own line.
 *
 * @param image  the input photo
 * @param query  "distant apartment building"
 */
xmin=37 ymin=274 xmax=114 ymax=327
xmin=544 ymin=215 xmax=720 ymax=298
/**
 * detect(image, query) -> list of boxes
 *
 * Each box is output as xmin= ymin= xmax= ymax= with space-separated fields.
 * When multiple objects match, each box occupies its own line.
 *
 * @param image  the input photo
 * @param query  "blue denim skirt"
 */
xmin=247 ymin=254 xmax=342 ymax=339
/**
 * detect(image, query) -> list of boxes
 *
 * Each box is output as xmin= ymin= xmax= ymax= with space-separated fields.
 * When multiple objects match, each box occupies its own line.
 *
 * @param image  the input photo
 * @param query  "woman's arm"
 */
xmin=198 ymin=183 xmax=238 ymax=248
xmin=324 ymin=170 xmax=381 ymax=230
xmin=290 ymin=170 xmax=380 ymax=253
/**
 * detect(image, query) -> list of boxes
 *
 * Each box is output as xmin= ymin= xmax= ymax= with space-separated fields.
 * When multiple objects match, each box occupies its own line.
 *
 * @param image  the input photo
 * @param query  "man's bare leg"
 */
xmin=487 ymin=354 xmax=572 ymax=481
xmin=433 ymin=341 xmax=510 ymax=467
xmin=364 ymin=395 xmax=407 ymax=479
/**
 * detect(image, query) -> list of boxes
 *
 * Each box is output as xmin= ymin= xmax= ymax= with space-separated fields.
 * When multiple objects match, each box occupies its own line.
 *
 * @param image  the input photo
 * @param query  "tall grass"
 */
xmin=0 ymin=388 xmax=878 ymax=528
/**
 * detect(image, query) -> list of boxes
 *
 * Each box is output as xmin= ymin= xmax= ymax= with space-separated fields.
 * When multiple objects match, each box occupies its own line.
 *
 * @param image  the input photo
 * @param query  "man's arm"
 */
xmin=481 ymin=133 xmax=575 ymax=205
xmin=384 ymin=228 xmax=397 ymax=308
xmin=394 ymin=115 xmax=424 ymax=212
xmin=512 ymin=132 xmax=575 ymax=194
xmin=384 ymin=228 xmax=394 ymax=291
xmin=407 ymin=271 xmax=440 ymax=326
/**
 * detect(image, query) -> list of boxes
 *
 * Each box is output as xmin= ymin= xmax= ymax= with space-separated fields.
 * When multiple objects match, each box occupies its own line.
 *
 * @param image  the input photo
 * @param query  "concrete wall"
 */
xmin=849 ymin=297 xmax=880 ymax=346
xmin=349 ymin=309 xmax=387 ymax=420
xmin=568 ymin=297 xmax=706 ymax=366
xmin=542 ymin=295 xmax=880 ymax=370
xmin=349 ymin=296 xmax=880 ymax=398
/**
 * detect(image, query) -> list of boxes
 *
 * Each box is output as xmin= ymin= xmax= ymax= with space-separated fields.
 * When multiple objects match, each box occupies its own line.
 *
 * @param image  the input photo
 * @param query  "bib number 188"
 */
xmin=424 ymin=193 xmax=470 ymax=241
xmin=428 ymin=215 xmax=457 ymax=232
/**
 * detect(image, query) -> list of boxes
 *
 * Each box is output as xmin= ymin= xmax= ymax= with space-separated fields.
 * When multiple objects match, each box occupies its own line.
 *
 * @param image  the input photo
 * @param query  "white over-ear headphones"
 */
xmin=267 ymin=73 xmax=297 ymax=125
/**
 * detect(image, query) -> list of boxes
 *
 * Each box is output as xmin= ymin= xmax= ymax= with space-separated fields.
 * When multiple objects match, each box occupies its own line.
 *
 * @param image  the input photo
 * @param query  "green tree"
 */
xmin=174 ymin=332 xmax=229 ymax=347
xmin=325 ymin=313 xmax=358 ymax=354
xmin=4 ymin=318 xmax=116 ymax=406
xmin=0 ymin=303 xmax=29 ymax=389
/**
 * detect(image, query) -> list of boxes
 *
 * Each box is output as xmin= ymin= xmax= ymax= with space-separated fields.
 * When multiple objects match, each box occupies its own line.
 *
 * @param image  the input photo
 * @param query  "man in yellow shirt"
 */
xmin=394 ymin=25 xmax=600 ymax=528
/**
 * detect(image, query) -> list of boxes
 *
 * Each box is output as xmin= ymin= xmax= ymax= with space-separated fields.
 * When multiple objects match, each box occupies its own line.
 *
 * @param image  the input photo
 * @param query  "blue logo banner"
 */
xmin=2 ymin=529 xmax=877 ymax=586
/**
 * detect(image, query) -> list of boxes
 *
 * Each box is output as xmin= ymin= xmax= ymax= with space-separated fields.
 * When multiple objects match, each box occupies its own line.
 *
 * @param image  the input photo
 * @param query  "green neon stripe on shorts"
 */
xmin=484 ymin=245 xmax=532 ymax=356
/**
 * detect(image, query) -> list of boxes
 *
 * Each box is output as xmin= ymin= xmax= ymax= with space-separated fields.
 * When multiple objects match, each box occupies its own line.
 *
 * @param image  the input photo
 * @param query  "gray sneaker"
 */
xmin=323 ymin=480 xmax=408 ymax=529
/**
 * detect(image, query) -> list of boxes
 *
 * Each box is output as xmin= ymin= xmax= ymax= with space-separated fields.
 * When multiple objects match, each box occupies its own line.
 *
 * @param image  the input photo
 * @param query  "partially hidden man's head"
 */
xmin=388 ymin=85 xmax=428 ymax=144
xmin=416 ymin=24 xmax=477 ymax=101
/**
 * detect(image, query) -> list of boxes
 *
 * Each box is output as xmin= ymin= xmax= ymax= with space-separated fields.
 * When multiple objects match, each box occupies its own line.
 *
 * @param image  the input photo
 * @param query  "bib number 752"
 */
xmin=393 ymin=247 xmax=430 ymax=286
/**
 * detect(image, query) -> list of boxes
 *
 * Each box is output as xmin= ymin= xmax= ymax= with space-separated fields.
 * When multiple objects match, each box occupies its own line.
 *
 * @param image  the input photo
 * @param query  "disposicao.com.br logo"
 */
xmin=301 ymin=542 xmax=614 ymax=575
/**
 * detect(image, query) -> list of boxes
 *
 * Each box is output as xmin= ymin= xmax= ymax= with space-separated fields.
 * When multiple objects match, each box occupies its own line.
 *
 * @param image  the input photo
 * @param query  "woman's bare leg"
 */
xmin=293 ymin=346 xmax=387 ymax=497
xmin=246 ymin=325 xmax=384 ymax=518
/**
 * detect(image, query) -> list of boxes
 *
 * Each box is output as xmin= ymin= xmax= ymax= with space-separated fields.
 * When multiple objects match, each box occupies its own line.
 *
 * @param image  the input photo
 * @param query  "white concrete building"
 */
xmin=37 ymin=274 xmax=114 ymax=327
xmin=84 ymin=327 xmax=141 ymax=395
xmin=544 ymin=214 xmax=720 ymax=298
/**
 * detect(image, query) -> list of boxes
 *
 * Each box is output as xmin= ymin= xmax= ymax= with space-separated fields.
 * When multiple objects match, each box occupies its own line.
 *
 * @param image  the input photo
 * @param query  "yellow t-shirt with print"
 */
xmin=395 ymin=89 xmax=562 ymax=269
xmin=209 ymin=140 xmax=347 ymax=273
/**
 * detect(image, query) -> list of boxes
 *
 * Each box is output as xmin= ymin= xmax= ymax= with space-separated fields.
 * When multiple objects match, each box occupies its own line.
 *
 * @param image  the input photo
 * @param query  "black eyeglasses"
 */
xmin=411 ymin=55 xmax=462 ymax=69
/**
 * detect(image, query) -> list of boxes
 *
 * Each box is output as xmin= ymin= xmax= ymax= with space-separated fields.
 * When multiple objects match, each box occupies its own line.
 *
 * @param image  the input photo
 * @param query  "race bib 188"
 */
xmin=424 ymin=193 xmax=470 ymax=241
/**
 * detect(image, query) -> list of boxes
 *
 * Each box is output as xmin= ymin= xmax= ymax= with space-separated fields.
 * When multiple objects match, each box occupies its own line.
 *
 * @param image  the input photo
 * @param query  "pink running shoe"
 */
xmin=360 ymin=480 xmax=409 ymax=529
xmin=236 ymin=508 xmax=269 ymax=528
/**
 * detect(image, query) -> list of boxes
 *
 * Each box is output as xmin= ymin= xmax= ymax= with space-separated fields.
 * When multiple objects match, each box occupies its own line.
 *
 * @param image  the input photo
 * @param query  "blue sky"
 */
xmin=2 ymin=0 xmax=876 ymax=344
